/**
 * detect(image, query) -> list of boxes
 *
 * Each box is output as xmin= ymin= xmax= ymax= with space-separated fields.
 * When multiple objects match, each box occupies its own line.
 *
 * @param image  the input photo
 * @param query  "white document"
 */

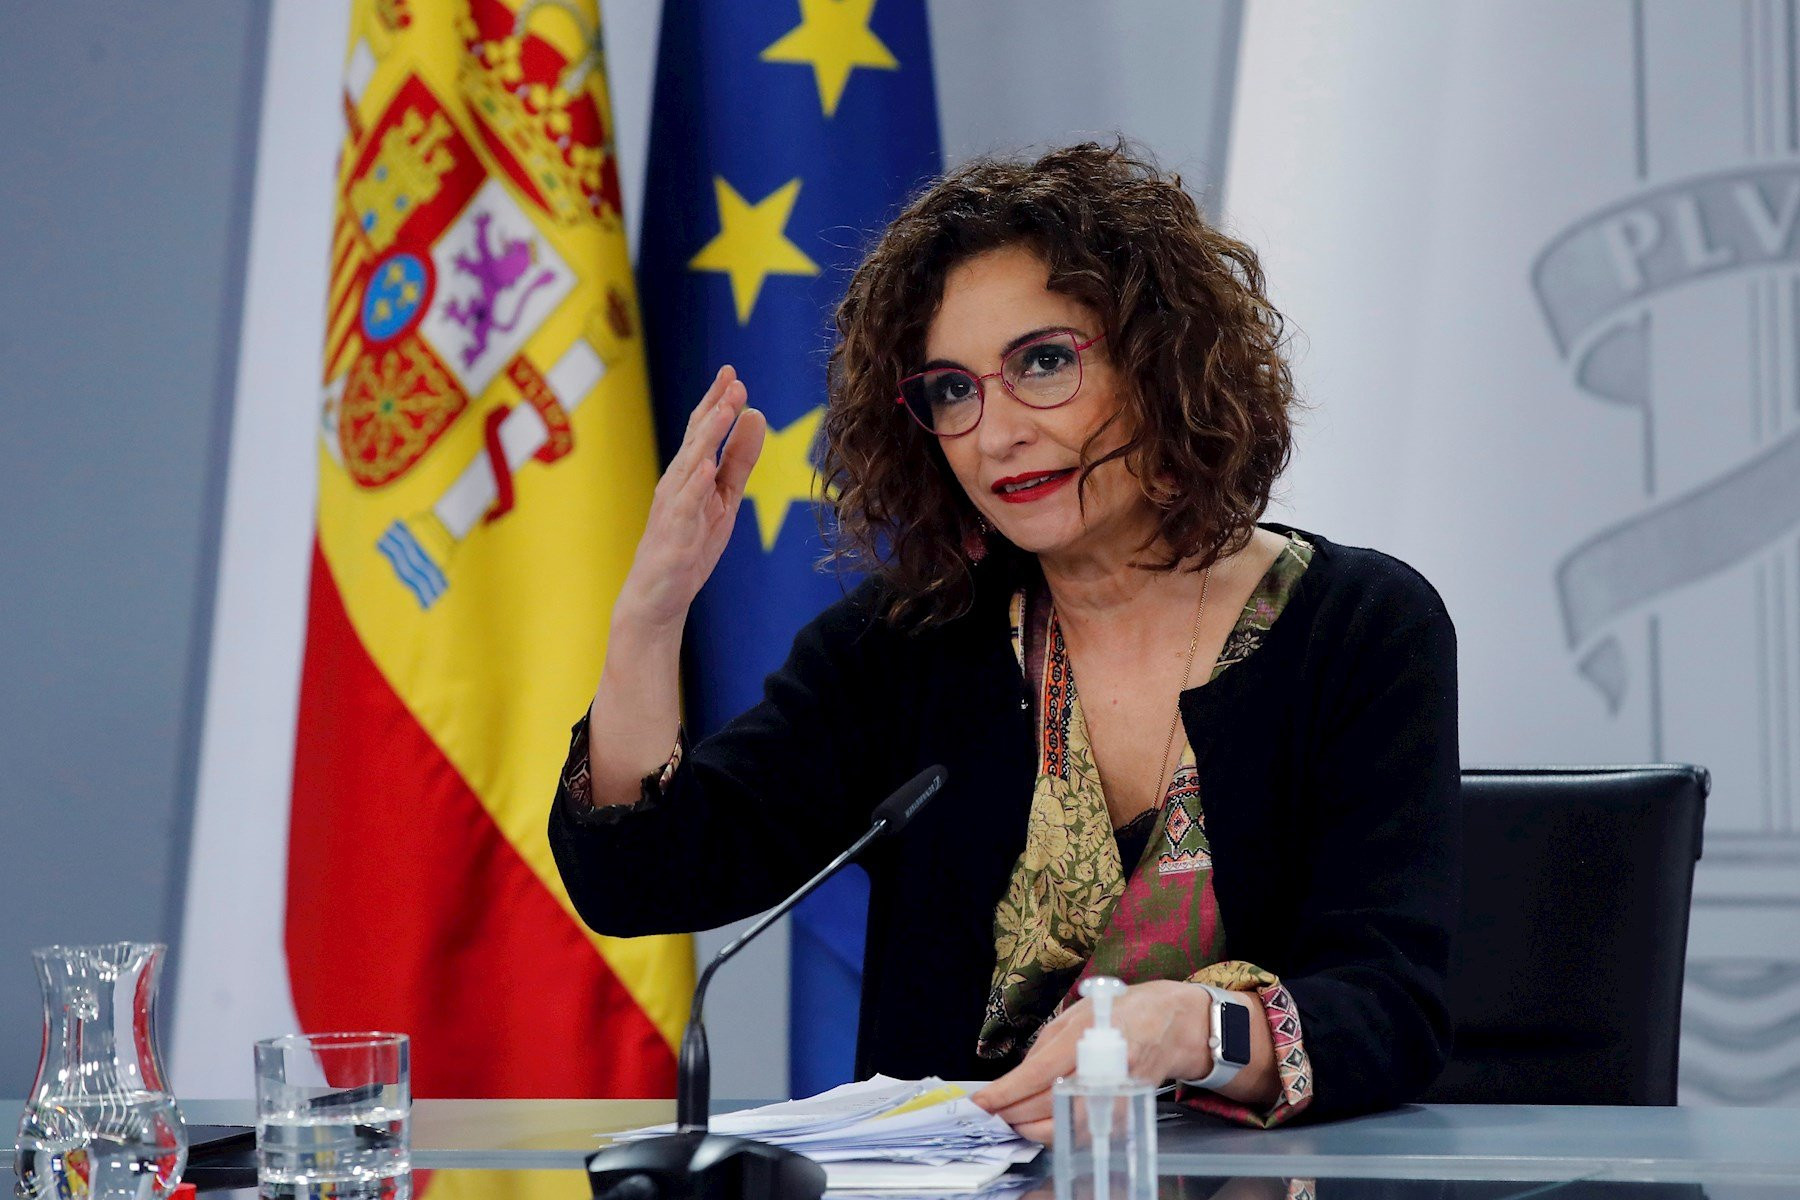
xmin=605 ymin=1076 xmax=1043 ymax=1193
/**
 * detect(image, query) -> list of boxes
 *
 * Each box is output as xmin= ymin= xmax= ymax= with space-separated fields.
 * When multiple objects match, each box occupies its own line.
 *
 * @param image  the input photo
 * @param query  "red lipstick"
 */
xmin=991 ymin=468 xmax=1077 ymax=504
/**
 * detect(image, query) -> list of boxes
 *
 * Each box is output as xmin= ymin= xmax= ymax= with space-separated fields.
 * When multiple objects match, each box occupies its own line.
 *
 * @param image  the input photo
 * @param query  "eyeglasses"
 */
xmin=894 ymin=331 xmax=1105 ymax=438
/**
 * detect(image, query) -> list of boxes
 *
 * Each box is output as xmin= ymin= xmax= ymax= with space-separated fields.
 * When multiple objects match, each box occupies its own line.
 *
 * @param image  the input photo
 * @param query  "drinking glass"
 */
xmin=253 ymin=1032 xmax=410 ymax=1200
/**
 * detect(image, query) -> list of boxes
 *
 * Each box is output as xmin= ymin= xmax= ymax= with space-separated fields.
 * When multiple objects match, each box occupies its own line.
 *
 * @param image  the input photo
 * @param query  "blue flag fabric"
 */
xmin=636 ymin=1 xmax=941 ymax=1097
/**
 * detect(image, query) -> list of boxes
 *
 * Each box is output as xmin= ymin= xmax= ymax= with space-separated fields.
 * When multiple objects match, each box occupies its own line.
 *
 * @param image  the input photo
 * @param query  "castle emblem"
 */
xmin=349 ymin=107 xmax=457 ymax=253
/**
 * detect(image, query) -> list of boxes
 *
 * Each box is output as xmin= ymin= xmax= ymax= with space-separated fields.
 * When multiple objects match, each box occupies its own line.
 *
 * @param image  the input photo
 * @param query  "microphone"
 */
xmin=677 ymin=763 xmax=945 ymax=1131
xmin=586 ymin=765 xmax=949 ymax=1200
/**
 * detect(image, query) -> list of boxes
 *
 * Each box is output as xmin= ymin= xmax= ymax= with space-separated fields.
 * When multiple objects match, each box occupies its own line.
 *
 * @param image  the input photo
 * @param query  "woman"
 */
xmin=550 ymin=143 xmax=1458 ymax=1137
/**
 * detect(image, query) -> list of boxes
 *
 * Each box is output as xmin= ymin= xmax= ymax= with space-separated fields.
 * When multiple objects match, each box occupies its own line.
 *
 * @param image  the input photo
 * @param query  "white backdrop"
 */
xmin=171 ymin=0 xmax=1241 ymax=1099
xmin=1230 ymin=0 xmax=1800 ymax=1104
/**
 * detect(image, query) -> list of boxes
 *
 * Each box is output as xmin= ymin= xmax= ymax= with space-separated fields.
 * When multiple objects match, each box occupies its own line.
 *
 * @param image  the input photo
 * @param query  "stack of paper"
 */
xmin=606 ymin=1075 xmax=1043 ymax=1193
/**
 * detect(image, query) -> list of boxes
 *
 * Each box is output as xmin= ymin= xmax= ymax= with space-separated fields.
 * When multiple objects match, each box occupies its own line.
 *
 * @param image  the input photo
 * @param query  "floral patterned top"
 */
xmin=978 ymin=532 xmax=1317 ymax=1128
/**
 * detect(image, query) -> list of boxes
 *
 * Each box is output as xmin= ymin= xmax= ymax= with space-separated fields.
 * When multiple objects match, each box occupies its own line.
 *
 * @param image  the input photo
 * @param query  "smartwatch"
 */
xmin=1184 ymin=984 xmax=1253 ymax=1090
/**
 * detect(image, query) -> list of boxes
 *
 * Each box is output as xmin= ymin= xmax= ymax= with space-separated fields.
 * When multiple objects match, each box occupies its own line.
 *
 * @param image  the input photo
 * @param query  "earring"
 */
xmin=962 ymin=515 xmax=990 ymax=563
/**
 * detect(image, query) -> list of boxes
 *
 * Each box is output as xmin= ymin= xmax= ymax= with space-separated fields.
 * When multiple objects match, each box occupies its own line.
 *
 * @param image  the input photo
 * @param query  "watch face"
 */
xmin=1219 ymin=999 xmax=1253 ymax=1067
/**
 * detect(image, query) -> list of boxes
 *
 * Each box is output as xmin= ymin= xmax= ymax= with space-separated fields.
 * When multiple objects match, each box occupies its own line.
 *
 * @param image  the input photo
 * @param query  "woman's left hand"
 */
xmin=969 ymin=980 xmax=1213 ymax=1143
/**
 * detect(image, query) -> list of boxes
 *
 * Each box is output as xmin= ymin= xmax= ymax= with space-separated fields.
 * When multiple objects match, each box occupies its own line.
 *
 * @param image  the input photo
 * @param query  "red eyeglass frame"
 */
xmin=892 ymin=331 xmax=1106 ymax=438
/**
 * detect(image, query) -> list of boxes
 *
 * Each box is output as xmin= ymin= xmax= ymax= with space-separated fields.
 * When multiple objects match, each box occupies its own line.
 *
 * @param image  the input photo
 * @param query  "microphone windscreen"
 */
xmin=870 ymin=765 xmax=947 ymax=837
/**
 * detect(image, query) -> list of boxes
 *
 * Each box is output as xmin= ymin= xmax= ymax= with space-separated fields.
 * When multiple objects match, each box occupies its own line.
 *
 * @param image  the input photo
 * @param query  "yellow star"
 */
xmin=742 ymin=406 xmax=824 ymax=551
xmin=761 ymin=0 xmax=898 ymax=118
xmin=688 ymin=177 xmax=820 ymax=324
xmin=400 ymin=281 xmax=420 ymax=304
xmin=372 ymin=297 xmax=392 ymax=321
xmin=383 ymin=261 xmax=405 ymax=286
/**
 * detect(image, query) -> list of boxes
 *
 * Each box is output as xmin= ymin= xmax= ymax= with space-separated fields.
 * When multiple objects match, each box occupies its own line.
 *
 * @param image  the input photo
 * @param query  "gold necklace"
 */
xmin=1154 ymin=568 xmax=1211 ymax=811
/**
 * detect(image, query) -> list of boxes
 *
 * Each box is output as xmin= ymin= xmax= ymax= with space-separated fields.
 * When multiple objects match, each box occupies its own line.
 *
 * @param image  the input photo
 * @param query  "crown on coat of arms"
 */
xmin=456 ymin=1 xmax=622 ymax=228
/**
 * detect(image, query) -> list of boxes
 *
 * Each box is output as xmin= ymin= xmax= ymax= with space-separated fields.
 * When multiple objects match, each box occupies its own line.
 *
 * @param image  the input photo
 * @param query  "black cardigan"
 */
xmin=550 ymin=524 xmax=1460 ymax=1122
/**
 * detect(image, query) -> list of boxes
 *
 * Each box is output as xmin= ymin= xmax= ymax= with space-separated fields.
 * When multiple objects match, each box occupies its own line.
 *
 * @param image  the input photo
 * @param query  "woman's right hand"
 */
xmin=614 ymin=365 xmax=767 ymax=635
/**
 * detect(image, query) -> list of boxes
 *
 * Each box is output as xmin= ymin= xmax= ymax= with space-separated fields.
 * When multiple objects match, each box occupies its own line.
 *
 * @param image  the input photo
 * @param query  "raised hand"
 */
xmin=584 ymin=367 xmax=766 ymax=806
xmin=616 ymin=364 xmax=768 ymax=634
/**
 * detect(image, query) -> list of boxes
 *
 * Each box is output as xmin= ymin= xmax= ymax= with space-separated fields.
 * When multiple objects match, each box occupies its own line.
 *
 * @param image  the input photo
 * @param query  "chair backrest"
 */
xmin=1421 ymin=765 xmax=1709 ymax=1106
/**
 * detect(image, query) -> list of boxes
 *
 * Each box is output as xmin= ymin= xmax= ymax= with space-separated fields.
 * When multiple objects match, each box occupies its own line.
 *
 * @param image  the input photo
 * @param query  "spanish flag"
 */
xmin=286 ymin=0 xmax=691 ymax=1112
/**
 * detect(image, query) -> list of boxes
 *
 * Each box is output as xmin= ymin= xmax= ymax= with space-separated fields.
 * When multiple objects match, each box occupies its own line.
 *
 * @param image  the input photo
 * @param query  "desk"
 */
xmin=7 ymin=1100 xmax=1800 ymax=1188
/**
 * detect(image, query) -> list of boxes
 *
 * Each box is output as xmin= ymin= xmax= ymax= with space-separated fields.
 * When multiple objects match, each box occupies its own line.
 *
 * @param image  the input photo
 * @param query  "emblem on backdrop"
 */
xmin=1528 ymin=5 xmax=1800 ymax=1104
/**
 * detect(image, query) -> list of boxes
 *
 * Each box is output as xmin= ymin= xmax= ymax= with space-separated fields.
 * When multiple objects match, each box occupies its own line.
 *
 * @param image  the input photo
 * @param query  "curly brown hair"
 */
xmin=821 ymin=140 xmax=1296 ymax=625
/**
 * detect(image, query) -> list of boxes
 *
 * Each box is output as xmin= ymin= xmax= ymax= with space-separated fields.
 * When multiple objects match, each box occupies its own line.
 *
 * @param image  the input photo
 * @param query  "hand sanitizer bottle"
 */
xmin=1053 ymin=977 xmax=1157 ymax=1200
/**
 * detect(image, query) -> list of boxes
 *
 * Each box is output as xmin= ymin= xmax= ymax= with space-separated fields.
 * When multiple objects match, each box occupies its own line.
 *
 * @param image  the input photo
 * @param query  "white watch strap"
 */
xmin=1181 ymin=985 xmax=1249 ymax=1091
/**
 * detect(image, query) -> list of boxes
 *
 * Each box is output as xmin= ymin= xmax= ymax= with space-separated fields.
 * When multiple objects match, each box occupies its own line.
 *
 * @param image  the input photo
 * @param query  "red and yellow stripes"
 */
xmin=324 ymin=210 xmax=366 ymax=384
xmin=289 ymin=542 xmax=675 ymax=1098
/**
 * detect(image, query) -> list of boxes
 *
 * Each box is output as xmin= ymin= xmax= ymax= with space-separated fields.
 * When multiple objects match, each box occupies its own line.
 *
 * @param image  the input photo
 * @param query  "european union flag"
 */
xmin=636 ymin=1 xmax=941 ymax=1096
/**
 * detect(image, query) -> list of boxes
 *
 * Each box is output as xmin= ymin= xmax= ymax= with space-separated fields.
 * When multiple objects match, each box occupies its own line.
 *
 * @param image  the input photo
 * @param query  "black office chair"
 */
xmin=1421 ymin=765 xmax=1709 ymax=1105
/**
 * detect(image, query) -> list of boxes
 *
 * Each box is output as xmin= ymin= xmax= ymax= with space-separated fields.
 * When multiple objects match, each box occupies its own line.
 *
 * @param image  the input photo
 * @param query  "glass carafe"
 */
xmin=13 ymin=943 xmax=188 ymax=1200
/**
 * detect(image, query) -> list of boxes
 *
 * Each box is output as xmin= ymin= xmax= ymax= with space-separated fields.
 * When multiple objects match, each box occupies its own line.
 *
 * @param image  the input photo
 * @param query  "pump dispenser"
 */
xmin=1052 ymin=977 xmax=1157 ymax=1200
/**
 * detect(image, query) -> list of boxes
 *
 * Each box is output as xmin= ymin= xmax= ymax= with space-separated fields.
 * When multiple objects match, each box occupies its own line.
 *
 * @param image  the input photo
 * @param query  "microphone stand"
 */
xmin=677 ymin=820 xmax=891 ymax=1136
xmin=586 ymin=761 xmax=946 ymax=1200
